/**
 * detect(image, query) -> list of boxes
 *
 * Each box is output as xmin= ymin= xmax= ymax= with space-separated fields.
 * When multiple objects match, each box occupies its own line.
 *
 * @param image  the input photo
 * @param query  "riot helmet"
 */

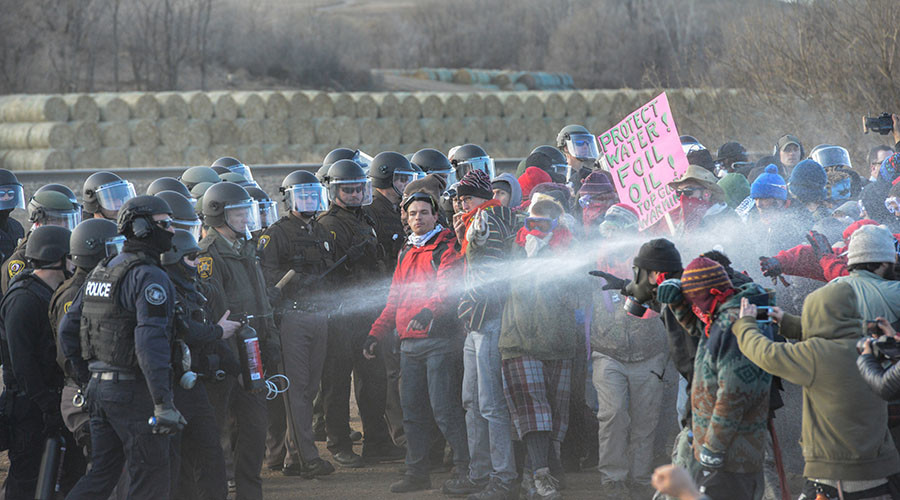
xmin=70 ymin=218 xmax=121 ymax=270
xmin=557 ymin=124 xmax=599 ymax=162
xmin=810 ymin=145 xmax=852 ymax=170
xmin=190 ymin=181 xmax=215 ymax=216
xmin=246 ymin=186 xmax=278 ymax=229
xmin=25 ymin=225 xmax=70 ymax=268
xmin=116 ymin=195 xmax=172 ymax=239
xmin=28 ymin=188 xmax=82 ymax=230
xmin=83 ymin=171 xmax=135 ymax=216
xmin=155 ymin=191 xmax=201 ymax=240
xmin=530 ymin=145 xmax=569 ymax=177
xmin=180 ymin=166 xmax=220 ymax=191
xmin=315 ymin=164 xmax=331 ymax=183
xmin=201 ymin=182 xmax=260 ymax=238
xmin=161 ymin=229 xmax=201 ymax=267
xmin=219 ymin=171 xmax=258 ymax=189
xmin=411 ymin=148 xmax=454 ymax=184
xmin=369 ymin=151 xmax=423 ymax=197
xmin=147 ymin=177 xmax=193 ymax=202
xmin=280 ymin=170 xmax=328 ymax=215
xmin=450 ymin=144 xmax=495 ymax=185
xmin=212 ymin=156 xmax=254 ymax=181
xmin=326 ymin=159 xmax=373 ymax=207
xmin=680 ymin=135 xmax=706 ymax=156
xmin=0 ymin=169 xmax=25 ymax=211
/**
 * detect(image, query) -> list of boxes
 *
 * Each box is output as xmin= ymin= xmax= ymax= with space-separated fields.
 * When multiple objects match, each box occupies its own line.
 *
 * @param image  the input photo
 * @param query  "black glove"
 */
xmin=42 ymin=410 xmax=64 ymax=435
xmin=806 ymin=230 xmax=833 ymax=260
xmin=151 ymin=403 xmax=187 ymax=435
xmin=759 ymin=256 xmax=782 ymax=278
xmin=588 ymin=270 xmax=630 ymax=292
xmin=407 ymin=308 xmax=434 ymax=332
xmin=266 ymin=286 xmax=282 ymax=305
xmin=345 ymin=238 xmax=375 ymax=262
xmin=362 ymin=336 xmax=378 ymax=357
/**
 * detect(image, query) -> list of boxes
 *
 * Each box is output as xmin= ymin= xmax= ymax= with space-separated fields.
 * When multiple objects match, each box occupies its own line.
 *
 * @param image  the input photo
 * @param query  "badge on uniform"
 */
xmin=7 ymin=259 xmax=24 ymax=279
xmin=324 ymin=241 xmax=330 ymax=252
xmin=63 ymin=300 xmax=72 ymax=314
xmin=144 ymin=283 xmax=168 ymax=305
xmin=258 ymin=235 xmax=270 ymax=251
xmin=198 ymin=256 xmax=213 ymax=279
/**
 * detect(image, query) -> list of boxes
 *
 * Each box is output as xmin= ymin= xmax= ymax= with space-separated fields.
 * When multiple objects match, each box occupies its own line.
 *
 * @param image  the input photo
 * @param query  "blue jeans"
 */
xmin=399 ymin=337 xmax=469 ymax=478
xmin=462 ymin=321 xmax=516 ymax=485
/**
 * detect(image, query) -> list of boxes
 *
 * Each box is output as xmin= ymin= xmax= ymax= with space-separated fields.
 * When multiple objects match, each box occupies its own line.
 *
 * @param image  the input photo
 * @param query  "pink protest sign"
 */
xmin=597 ymin=92 xmax=689 ymax=231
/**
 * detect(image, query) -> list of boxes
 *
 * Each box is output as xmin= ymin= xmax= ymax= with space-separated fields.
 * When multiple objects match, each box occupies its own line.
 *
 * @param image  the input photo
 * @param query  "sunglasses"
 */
xmin=154 ymin=218 xmax=173 ymax=229
xmin=340 ymin=186 xmax=365 ymax=194
xmin=675 ymin=187 xmax=701 ymax=197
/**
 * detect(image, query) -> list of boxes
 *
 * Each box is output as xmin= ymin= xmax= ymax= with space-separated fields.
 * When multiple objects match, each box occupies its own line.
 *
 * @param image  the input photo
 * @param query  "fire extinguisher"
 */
xmin=237 ymin=315 xmax=265 ymax=391
xmin=35 ymin=433 xmax=66 ymax=500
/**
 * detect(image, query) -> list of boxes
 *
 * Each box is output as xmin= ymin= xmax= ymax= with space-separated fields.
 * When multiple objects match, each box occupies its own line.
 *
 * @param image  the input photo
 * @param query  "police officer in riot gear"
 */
xmin=0 ymin=225 xmax=76 ymax=499
xmin=257 ymin=170 xmax=337 ymax=478
xmin=411 ymin=148 xmax=453 ymax=178
xmin=212 ymin=156 xmax=254 ymax=182
xmin=147 ymin=177 xmax=194 ymax=201
xmin=82 ymin=171 xmax=136 ymax=221
xmin=163 ymin=229 xmax=240 ymax=500
xmin=246 ymin=186 xmax=278 ymax=235
xmin=66 ymin=195 xmax=182 ymax=500
xmin=530 ymin=145 xmax=570 ymax=179
xmin=198 ymin=181 xmax=280 ymax=500
xmin=180 ymin=166 xmax=221 ymax=192
xmin=318 ymin=159 xmax=405 ymax=466
xmin=2 ymin=186 xmax=82 ymax=293
xmin=557 ymin=124 xmax=601 ymax=186
xmin=449 ymin=144 xmax=496 ymax=186
xmin=156 ymin=190 xmax=203 ymax=240
xmin=0 ymin=169 xmax=25 ymax=264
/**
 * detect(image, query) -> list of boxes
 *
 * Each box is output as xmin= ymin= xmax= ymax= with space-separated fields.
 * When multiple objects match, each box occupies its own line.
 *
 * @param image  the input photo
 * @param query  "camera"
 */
xmin=856 ymin=334 xmax=900 ymax=362
xmin=863 ymin=113 xmax=894 ymax=135
xmin=756 ymin=306 xmax=771 ymax=322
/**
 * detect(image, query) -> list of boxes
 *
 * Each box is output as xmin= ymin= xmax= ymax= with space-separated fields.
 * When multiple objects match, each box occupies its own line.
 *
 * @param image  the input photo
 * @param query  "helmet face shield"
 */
xmin=393 ymin=169 xmax=425 ymax=195
xmin=0 ymin=184 xmax=25 ymax=211
xmin=287 ymin=184 xmax=329 ymax=213
xmin=105 ymin=235 xmax=126 ymax=258
xmin=43 ymin=209 xmax=82 ymax=231
xmin=173 ymin=218 xmax=202 ymax=240
xmin=224 ymin=200 xmax=261 ymax=238
xmin=227 ymin=163 xmax=254 ymax=181
xmin=258 ymin=200 xmax=279 ymax=228
xmin=565 ymin=133 xmax=600 ymax=161
xmin=811 ymin=146 xmax=852 ymax=170
xmin=328 ymin=179 xmax=373 ymax=207
xmin=95 ymin=180 xmax=136 ymax=212
xmin=454 ymin=156 xmax=496 ymax=180
xmin=352 ymin=150 xmax=373 ymax=173
xmin=432 ymin=168 xmax=458 ymax=187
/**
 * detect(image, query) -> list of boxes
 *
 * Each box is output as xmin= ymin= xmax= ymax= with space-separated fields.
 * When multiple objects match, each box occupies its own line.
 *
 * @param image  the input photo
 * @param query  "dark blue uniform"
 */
xmin=65 ymin=249 xmax=177 ymax=500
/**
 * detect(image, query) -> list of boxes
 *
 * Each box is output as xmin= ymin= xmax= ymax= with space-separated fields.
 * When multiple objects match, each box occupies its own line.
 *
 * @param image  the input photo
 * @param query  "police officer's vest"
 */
xmin=49 ymin=268 xmax=87 ymax=371
xmin=80 ymin=253 xmax=156 ymax=367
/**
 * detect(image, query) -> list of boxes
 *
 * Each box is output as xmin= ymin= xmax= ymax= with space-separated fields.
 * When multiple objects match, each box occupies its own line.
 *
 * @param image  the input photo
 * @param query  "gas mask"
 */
xmin=622 ymin=266 xmax=655 ymax=316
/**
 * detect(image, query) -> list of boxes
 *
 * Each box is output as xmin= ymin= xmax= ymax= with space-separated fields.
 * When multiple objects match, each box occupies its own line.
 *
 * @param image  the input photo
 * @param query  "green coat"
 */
xmin=733 ymin=281 xmax=900 ymax=481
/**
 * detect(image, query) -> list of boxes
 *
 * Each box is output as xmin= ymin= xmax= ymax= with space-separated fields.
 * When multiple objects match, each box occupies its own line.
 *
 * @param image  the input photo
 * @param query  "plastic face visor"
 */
xmin=565 ymin=134 xmax=600 ymax=161
xmin=454 ymin=156 xmax=496 ymax=180
xmin=224 ymin=200 xmax=261 ymax=236
xmin=328 ymin=179 xmax=373 ymax=206
xmin=227 ymin=163 xmax=254 ymax=181
xmin=353 ymin=150 xmax=374 ymax=173
xmin=258 ymin=200 xmax=279 ymax=228
xmin=393 ymin=169 xmax=425 ymax=192
xmin=43 ymin=210 xmax=82 ymax=231
xmin=811 ymin=146 xmax=852 ymax=169
xmin=432 ymin=168 xmax=458 ymax=187
xmin=95 ymin=180 xmax=136 ymax=211
xmin=172 ymin=218 xmax=202 ymax=240
xmin=105 ymin=235 xmax=126 ymax=258
xmin=287 ymin=184 xmax=329 ymax=213
xmin=549 ymin=163 xmax=569 ymax=176
xmin=0 ymin=184 xmax=25 ymax=211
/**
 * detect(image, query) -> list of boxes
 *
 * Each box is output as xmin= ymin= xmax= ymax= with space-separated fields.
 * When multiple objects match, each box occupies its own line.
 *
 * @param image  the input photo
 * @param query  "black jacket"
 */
xmin=857 ymin=353 xmax=900 ymax=401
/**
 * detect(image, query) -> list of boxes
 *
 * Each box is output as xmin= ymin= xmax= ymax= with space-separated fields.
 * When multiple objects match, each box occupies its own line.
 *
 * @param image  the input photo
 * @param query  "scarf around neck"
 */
xmin=408 ymin=224 xmax=444 ymax=248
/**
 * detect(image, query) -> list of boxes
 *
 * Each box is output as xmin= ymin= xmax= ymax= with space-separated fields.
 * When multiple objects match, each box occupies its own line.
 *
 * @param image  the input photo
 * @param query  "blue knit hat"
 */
xmin=788 ymin=159 xmax=828 ymax=202
xmin=880 ymin=152 xmax=900 ymax=184
xmin=750 ymin=165 xmax=787 ymax=200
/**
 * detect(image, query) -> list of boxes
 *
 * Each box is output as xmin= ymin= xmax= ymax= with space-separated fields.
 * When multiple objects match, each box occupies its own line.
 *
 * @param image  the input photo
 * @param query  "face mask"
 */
xmin=146 ymin=224 xmax=175 ymax=254
xmin=679 ymin=196 xmax=712 ymax=229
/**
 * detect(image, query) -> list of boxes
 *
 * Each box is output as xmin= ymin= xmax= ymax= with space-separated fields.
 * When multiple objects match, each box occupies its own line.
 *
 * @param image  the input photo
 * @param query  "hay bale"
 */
xmin=485 ymin=142 xmax=507 ymax=158
xmin=565 ymin=92 xmax=588 ymax=120
xmin=463 ymin=93 xmax=485 ymax=117
xmin=0 ymin=123 xmax=73 ymax=150
xmin=71 ymin=121 xmax=101 ymax=150
xmin=0 ymin=149 xmax=70 ymax=170
xmin=209 ymin=119 xmax=238 ymax=145
xmin=285 ymin=91 xmax=312 ymax=120
xmin=462 ymin=118 xmax=486 ymax=145
xmin=483 ymin=93 xmax=503 ymax=117
xmin=64 ymin=95 xmax=100 ymax=122
xmin=313 ymin=118 xmax=340 ymax=145
xmin=99 ymin=147 xmax=128 ymax=168
xmin=288 ymin=118 xmax=314 ymax=146
xmin=236 ymin=144 xmax=264 ymax=164
xmin=262 ymin=119 xmax=288 ymax=146
xmin=128 ymin=120 xmax=159 ymax=151
xmin=503 ymin=117 xmax=527 ymax=144
xmin=207 ymin=92 xmax=238 ymax=121
xmin=158 ymin=117 xmax=190 ymax=151
xmin=183 ymin=146 xmax=209 ymax=166
xmin=439 ymin=94 xmax=465 ymax=118
xmin=400 ymin=118 xmax=423 ymax=145
xmin=259 ymin=91 xmax=289 ymax=120
xmin=94 ymin=94 xmax=130 ymax=122
xmin=373 ymin=93 xmax=400 ymax=118
xmin=398 ymin=93 xmax=422 ymax=120
xmin=119 ymin=93 xmax=159 ymax=120
xmin=263 ymin=144 xmax=291 ymax=164
xmin=186 ymin=120 xmax=211 ymax=148
xmin=380 ymin=118 xmax=401 ymax=146
xmin=419 ymin=118 xmax=445 ymax=144
xmin=358 ymin=117 xmax=383 ymax=146
xmin=232 ymin=92 xmax=265 ymax=120
xmin=453 ymin=68 xmax=474 ymax=85
xmin=156 ymin=92 xmax=189 ymax=119
xmin=99 ymin=123 xmax=130 ymax=148
xmin=208 ymin=144 xmax=234 ymax=161
xmin=352 ymin=93 xmax=378 ymax=119
xmin=522 ymin=93 xmax=545 ymax=119
xmin=236 ymin=119 xmax=263 ymax=145
xmin=155 ymin=145 xmax=181 ymax=166
xmin=526 ymin=117 xmax=552 ymax=143
xmin=501 ymin=93 xmax=524 ymax=118
xmin=71 ymin=148 xmax=102 ymax=169
xmin=0 ymin=95 xmax=68 ymax=122
xmin=538 ymin=92 xmax=566 ymax=119
xmin=335 ymin=116 xmax=359 ymax=145
xmin=182 ymin=92 xmax=213 ymax=120
xmin=588 ymin=91 xmax=614 ymax=119
xmin=420 ymin=94 xmax=444 ymax=119
xmin=444 ymin=117 xmax=464 ymax=146
xmin=286 ymin=144 xmax=311 ymax=163
xmin=310 ymin=92 xmax=334 ymax=118
xmin=332 ymin=93 xmax=355 ymax=117
xmin=505 ymin=141 xmax=531 ymax=158
xmin=483 ymin=116 xmax=507 ymax=143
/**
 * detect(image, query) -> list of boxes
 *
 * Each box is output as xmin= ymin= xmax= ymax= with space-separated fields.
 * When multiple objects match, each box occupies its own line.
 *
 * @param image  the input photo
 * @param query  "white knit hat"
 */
xmin=847 ymin=224 xmax=896 ymax=266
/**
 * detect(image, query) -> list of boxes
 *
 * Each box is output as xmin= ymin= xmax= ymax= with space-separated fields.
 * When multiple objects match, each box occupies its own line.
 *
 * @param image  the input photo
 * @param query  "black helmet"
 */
xmin=180 ymin=166 xmax=220 ymax=191
xmin=219 ymin=172 xmax=257 ymax=189
xmin=83 ymin=171 xmax=135 ymax=215
xmin=530 ymin=145 xmax=568 ymax=176
xmin=411 ymin=148 xmax=452 ymax=173
xmin=212 ymin=156 xmax=253 ymax=181
xmin=155 ymin=191 xmax=201 ymax=239
xmin=369 ymin=151 xmax=423 ymax=196
xmin=315 ymin=164 xmax=331 ymax=183
xmin=70 ymin=218 xmax=121 ymax=270
xmin=450 ymin=144 xmax=495 ymax=182
xmin=117 ymin=195 xmax=172 ymax=238
xmin=556 ymin=125 xmax=599 ymax=162
xmin=0 ymin=169 xmax=25 ymax=211
xmin=323 ymin=148 xmax=357 ymax=169
xmin=201 ymin=182 xmax=260 ymax=236
xmin=680 ymin=135 xmax=706 ymax=155
xmin=190 ymin=181 xmax=215 ymax=216
xmin=28 ymin=188 xmax=82 ymax=230
xmin=147 ymin=177 xmax=192 ymax=199
xmin=25 ymin=225 xmax=70 ymax=266
xmin=326 ymin=159 xmax=373 ymax=207
xmin=246 ymin=186 xmax=279 ymax=229
xmin=281 ymin=170 xmax=328 ymax=214
xmin=161 ymin=229 xmax=201 ymax=266
xmin=211 ymin=166 xmax=230 ymax=175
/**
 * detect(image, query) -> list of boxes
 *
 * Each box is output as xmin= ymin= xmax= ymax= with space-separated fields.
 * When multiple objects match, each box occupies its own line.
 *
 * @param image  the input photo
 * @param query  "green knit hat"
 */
xmin=717 ymin=173 xmax=751 ymax=209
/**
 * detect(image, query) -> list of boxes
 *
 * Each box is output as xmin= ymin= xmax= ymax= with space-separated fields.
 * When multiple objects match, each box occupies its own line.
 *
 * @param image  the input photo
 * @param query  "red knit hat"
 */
xmin=842 ymin=218 xmax=878 ymax=242
xmin=518 ymin=167 xmax=552 ymax=201
xmin=681 ymin=256 xmax=734 ymax=323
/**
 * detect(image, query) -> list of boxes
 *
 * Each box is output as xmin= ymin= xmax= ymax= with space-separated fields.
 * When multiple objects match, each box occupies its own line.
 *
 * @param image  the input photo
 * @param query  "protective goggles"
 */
xmin=224 ymin=200 xmax=261 ymax=237
xmin=0 ymin=184 xmax=25 ymax=211
xmin=565 ymin=134 xmax=600 ymax=161
xmin=286 ymin=184 xmax=329 ymax=213
xmin=105 ymin=235 xmax=126 ymax=257
xmin=172 ymin=218 xmax=202 ymax=240
xmin=524 ymin=216 xmax=558 ymax=233
xmin=327 ymin=178 xmax=373 ymax=206
xmin=402 ymin=192 xmax=439 ymax=213
xmin=257 ymin=200 xmax=279 ymax=228
xmin=95 ymin=180 xmax=136 ymax=211
xmin=454 ymin=156 xmax=496 ymax=180
xmin=578 ymin=194 xmax=614 ymax=208
xmin=885 ymin=197 xmax=900 ymax=215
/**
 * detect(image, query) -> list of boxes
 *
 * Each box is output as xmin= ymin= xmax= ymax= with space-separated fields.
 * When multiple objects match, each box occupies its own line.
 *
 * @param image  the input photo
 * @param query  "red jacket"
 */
xmin=369 ymin=228 xmax=463 ymax=341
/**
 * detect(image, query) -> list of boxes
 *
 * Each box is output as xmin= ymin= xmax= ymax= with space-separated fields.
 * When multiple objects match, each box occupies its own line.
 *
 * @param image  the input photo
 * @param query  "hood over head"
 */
xmin=800 ymin=281 xmax=861 ymax=341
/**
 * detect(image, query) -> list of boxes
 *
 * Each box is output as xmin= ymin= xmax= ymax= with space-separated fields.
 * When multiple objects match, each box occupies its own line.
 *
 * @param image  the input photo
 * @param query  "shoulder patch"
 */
xmin=198 ymin=256 xmax=213 ymax=279
xmin=144 ymin=283 xmax=168 ymax=306
xmin=63 ymin=300 xmax=72 ymax=314
xmin=330 ymin=231 xmax=337 ymax=241
xmin=258 ymin=235 xmax=270 ymax=251
xmin=7 ymin=259 xmax=24 ymax=279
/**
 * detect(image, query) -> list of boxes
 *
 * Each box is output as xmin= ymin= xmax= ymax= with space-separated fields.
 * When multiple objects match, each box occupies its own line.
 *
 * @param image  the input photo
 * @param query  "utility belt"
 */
xmin=91 ymin=371 xmax=138 ymax=382
xmin=810 ymin=480 xmax=891 ymax=500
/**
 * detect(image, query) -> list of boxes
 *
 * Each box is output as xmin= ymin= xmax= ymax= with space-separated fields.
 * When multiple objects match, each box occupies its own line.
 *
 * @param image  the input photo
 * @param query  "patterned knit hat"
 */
xmin=681 ymin=256 xmax=734 ymax=316
xmin=879 ymin=152 xmax=900 ymax=184
xmin=456 ymin=169 xmax=493 ymax=200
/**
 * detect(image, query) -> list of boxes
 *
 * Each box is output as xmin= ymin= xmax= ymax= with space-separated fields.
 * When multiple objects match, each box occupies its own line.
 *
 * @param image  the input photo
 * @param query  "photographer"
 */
xmin=858 ymin=318 xmax=900 ymax=400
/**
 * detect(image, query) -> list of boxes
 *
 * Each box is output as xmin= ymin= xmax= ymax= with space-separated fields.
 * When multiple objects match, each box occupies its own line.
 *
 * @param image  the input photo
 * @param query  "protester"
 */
xmin=491 ymin=173 xmax=523 ymax=209
xmin=717 ymin=172 xmax=750 ymax=210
